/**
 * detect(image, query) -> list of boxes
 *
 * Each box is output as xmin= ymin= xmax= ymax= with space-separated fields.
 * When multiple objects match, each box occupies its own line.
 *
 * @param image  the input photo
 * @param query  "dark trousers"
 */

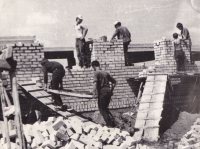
xmin=75 ymin=38 xmax=85 ymax=67
xmin=175 ymin=50 xmax=185 ymax=71
xmin=51 ymin=69 xmax=65 ymax=106
xmin=98 ymin=88 xmax=115 ymax=127
xmin=123 ymin=42 xmax=130 ymax=66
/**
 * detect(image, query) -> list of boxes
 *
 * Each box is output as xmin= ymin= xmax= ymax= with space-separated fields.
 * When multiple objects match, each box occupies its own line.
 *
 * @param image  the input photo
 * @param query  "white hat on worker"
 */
xmin=77 ymin=15 xmax=83 ymax=20
xmin=114 ymin=21 xmax=120 ymax=26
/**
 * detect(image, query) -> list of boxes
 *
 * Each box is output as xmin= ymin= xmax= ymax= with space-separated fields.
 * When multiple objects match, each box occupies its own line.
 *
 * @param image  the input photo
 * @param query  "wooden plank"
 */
xmin=151 ymin=94 xmax=165 ymax=102
xmin=136 ymin=111 xmax=148 ymax=119
xmin=155 ymin=75 xmax=167 ymax=81
xmin=134 ymin=119 xmax=146 ymax=129
xmin=38 ymin=98 xmax=54 ymax=105
xmin=153 ymin=86 xmax=166 ymax=94
xmin=143 ymin=128 xmax=159 ymax=142
xmin=133 ymin=129 xmax=143 ymax=141
xmin=138 ymin=103 xmax=150 ymax=111
xmin=142 ymin=87 xmax=154 ymax=95
xmin=47 ymin=89 xmax=93 ymax=99
xmin=149 ymin=103 xmax=163 ymax=110
xmin=140 ymin=95 xmax=151 ymax=103
xmin=19 ymin=81 xmax=35 ymax=86
xmin=146 ymin=76 xmax=154 ymax=82
xmin=47 ymin=105 xmax=74 ymax=117
xmin=23 ymin=85 xmax=43 ymax=92
xmin=144 ymin=120 xmax=160 ymax=128
xmin=146 ymin=110 xmax=163 ymax=120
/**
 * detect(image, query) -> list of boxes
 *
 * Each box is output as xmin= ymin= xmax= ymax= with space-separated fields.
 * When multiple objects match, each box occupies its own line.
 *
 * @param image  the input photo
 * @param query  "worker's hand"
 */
xmin=93 ymin=94 xmax=98 ymax=99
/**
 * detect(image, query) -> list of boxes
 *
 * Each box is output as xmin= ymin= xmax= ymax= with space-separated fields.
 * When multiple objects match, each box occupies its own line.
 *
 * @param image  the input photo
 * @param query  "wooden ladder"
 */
xmin=0 ymin=71 xmax=26 ymax=149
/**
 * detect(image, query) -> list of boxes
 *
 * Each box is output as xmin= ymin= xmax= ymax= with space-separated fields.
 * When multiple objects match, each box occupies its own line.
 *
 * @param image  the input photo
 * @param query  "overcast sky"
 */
xmin=0 ymin=0 xmax=200 ymax=47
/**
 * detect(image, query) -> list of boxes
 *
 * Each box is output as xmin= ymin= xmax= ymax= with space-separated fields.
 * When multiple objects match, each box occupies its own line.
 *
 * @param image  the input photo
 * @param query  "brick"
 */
xmin=70 ymin=133 xmax=80 ymax=141
xmin=41 ymin=140 xmax=56 ymax=149
xmin=55 ymin=131 xmax=69 ymax=141
xmin=65 ymin=140 xmax=84 ymax=149
xmin=66 ymin=128 xmax=74 ymax=137
xmin=52 ymin=119 xmax=65 ymax=131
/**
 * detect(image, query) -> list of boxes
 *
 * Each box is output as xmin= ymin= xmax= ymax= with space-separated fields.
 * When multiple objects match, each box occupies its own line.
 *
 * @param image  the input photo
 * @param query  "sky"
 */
xmin=0 ymin=0 xmax=200 ymax=47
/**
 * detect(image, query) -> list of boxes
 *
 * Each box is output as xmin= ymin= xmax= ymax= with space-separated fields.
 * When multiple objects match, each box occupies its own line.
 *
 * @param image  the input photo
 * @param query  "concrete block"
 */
xmin=42 ymin=130 xmax=49 ymax=138
xmin=187 ymin=137 xmax=197 ymax=145
xmin=79 ymin=134 xmax=96 ymax=146
xmin=52 ymin=119 xmax=65 ymax=131
xmin=9 ymin=129 xmax=17 ymax=138
xmin=113 ymin=136 xmax=123 ymax=146
xmin=177 ymin=144 xmax=191 ymax=149
xmin=65 ymin=140 xmax=85 ymax=149
xmin=85 ymin=144 xmax=98 ymax=149
xmin=88 ymin=130 xmax=97 ymax=137
xmin=66 ymin=128 xmax=74 ymax=137
xmin=84 ymin=125 xmax=92 ymax=133
xmin=64 ymin=120 xmax=72 ymax=129
xmin=55 ymin=131 xmax=69 ymax=141
xmin=31 ymin=138 xmax=37 ymax=149
xmin=94 ymin=141 xmax=102 ymax=148
xmin=107 ymin=134 xmax=116 ymax=144
xmin=41 ymin=140 xmax=56 ymax=149
xmin=101 ymin=132 xmax=110 ymax=142
xmin=118 ymin=142 xmax=129 ymax=149
xmin=70 ymin=133 xmax=80 ymax=141
xmin=58 ymin=126 xmax=67 ymax=134
xmin=49 ymin=132 xmax=58 ymax=142
xmin=34 ymin=130 xmax=45 ymax=146
xmin=103 ymin=145 xmax=118 ymax=149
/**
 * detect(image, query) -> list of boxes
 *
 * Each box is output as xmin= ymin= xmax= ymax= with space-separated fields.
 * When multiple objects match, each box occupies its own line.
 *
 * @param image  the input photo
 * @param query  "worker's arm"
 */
xmin=43 ymin=66 xmax=48 ymax=90
xmin=109 ymin=75 xmax=117 ymax=95
xmin=81 ymin=25 xmax=88 ymax=40
xmin=110 ymin=30 xmax=119 ymax=42
xmin=92 ymin=82 xmax=98 ymax=98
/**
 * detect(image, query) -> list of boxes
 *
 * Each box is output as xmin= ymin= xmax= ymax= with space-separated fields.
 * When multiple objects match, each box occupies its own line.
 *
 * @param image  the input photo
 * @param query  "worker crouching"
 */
xmin=40 ymin=58 xmax=70 ymax=111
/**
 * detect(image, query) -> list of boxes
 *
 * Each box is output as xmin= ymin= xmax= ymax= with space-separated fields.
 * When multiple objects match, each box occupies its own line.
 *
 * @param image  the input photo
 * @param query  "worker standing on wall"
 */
xmin=176 ymin=22 xmax=193 ymax=64
xmin=74 ymin=15 xmax=88 ymax=69
xmin=40 ymin=58 xmax=70 ymax=110
xmin=172 ymin=33 xmax=185 ymax=72
xmin=91 ymin=60 xmax=116 ymax=127
xmin=110 ymin=21 xmax=132 ymax=66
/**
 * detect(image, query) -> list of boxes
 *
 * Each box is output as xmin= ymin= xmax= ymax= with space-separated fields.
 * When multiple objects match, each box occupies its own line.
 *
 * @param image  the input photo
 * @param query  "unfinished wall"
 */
xmin=63 ymin=40 xmax=144 ymax=112
xmin=154 ymin=39 xmax=199 ymax=74
xmin=2 ymin=41 xmax=143 ymax=113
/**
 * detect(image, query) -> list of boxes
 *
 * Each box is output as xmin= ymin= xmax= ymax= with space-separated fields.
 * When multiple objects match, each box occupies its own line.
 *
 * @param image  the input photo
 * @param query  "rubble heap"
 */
xmin=0 ymin=116 xmax=138 ymax=149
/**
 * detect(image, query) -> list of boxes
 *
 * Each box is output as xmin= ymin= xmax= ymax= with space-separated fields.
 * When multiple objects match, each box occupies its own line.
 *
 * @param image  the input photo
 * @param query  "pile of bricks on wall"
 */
xmin=153 ymin=38 xmax=199 ymax=74
xmin=62 ymin=39 xmax=144 ymax=112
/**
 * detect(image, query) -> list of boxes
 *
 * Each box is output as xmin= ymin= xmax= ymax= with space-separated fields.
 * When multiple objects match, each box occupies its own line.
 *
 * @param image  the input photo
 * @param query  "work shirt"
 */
xmin=42 ymin=61 xmax=64 ymax=83
xmin=74 ymin=23 xmax=85 ymax=38
xmin=114 ymin=26 xmax=131 ymax=43
xmin=93 ymin=70 xmax=116 ymax=94
xmin=181 ymin=28 xmax=191 ymax=43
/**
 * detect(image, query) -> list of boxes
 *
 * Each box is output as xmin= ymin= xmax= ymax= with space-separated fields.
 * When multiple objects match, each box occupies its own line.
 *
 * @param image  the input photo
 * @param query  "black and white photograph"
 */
xmin=0 ymin=0 xmax=200 ymax=148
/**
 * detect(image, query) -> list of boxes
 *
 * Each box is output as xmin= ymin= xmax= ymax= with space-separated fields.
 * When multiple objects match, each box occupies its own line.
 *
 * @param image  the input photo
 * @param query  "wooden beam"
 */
xmin=10 ymin=71 xmax=26 ymax=149
xmin=0 ymin=72 xmax=11 ymax=149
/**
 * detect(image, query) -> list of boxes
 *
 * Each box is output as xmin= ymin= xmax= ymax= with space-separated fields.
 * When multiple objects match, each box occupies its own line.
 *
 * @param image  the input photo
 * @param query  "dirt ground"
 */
xmin=81 ymin=109 xmax=200 ymax=149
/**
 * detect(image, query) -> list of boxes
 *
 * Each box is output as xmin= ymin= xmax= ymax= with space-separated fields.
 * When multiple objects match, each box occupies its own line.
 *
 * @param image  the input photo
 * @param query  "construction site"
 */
xmin=1 ymin=0 xmax=200 ymax=149
xmin=0 ymin=35 xmax=199 ymax=149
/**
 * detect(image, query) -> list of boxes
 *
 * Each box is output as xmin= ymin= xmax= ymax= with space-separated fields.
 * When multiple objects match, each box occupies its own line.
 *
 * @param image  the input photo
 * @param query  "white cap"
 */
xmin=77 ymin=15 xmax=83 ymax=20
xmin=114 ymin=21 xmax=120 ymax=26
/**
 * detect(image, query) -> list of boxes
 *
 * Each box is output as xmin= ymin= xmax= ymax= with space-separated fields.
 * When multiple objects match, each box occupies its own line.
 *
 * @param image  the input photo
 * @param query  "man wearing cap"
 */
xmin=40 ymin=58 xmax=69 ymax=110
xmin=110 ymin=21 xmax=132 ymax=66
xmin=176 ymin=22 xmax=193 ymax=64
xmin=74 ymin=15 xmax=88 ymax=68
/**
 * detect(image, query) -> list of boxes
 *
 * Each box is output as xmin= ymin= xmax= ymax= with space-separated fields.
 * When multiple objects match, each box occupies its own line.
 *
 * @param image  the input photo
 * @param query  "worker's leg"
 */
xmin=99 ymin=89 xmax=113 ymax=127
xmin=80 ymin=39 xmax=86 ymax=68
xmin=51 ymin=73 xmax=63 ymax=106
xmin=77 ymin=39 xmax=85 ymax=67
xmin=123 ymin=42 xmax=129 ymax=66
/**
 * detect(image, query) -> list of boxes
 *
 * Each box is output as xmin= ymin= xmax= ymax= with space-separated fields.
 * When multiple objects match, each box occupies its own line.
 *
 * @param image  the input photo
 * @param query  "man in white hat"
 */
xmin=74 ymin=15 xmax=88 ymax=68
xmin=110 ymin=21 xmax=132 ymax=66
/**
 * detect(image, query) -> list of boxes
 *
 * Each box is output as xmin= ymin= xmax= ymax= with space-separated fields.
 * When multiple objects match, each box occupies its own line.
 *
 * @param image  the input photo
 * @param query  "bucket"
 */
xmin=101 ymin=36 xmax=107 ymax=42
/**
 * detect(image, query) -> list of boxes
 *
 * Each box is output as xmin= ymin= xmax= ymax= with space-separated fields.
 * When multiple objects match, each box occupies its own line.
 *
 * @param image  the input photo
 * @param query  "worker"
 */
xmin=74 ymin=15 xmax=88 ymax=69
xmin=91 ymin=60 xmax=116 ymax=127
xmin=110 ymin=21 xmax=132 ymax=66
xmin=172 ymin=33 xmax=185 ymax=71
xmin=176 ymin=23 xmax=193 ymax=64
xmin=40 ymin=59 xmax=69 ymax=110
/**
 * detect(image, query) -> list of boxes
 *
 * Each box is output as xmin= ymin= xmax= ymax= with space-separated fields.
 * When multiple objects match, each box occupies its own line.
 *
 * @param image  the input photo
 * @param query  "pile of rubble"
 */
xmin=0 ymin=116 xmax=138 ymax=149
xmin=176 ymin=118 xmax=200 ymax=149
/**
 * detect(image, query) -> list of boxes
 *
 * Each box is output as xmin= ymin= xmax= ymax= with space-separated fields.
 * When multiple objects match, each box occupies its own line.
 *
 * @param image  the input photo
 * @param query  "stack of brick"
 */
xmin=153 ymin=38 xmax=199 ymax=74
xmin=175 ymin=118 xmax=200 ymax=149
xmin=0 ymin=115 xmax=138 ymax=149
xmin=133 ymin=74 xmax=167 ymax=142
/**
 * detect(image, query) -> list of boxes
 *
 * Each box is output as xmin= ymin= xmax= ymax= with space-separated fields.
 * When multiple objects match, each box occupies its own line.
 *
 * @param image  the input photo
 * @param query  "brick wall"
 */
xmin=2 ymin=41 xmax=143 ymax=113
xmin=154 ymin=39 xmax=200 ymax=74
